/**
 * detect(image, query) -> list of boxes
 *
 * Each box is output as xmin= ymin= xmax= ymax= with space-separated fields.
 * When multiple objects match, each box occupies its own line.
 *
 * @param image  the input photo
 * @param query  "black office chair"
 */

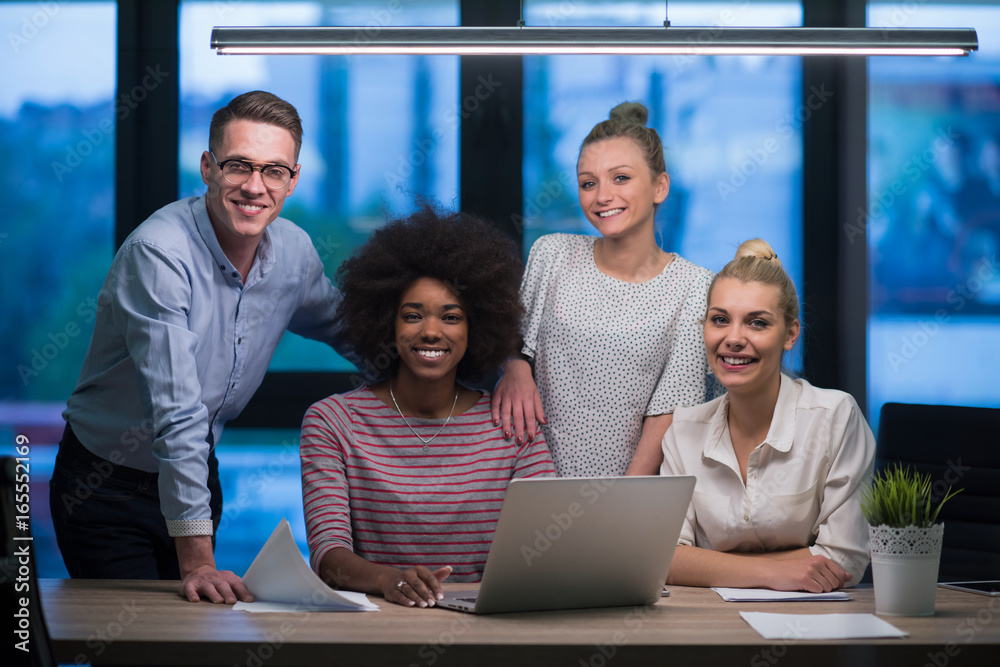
xmin=875 ymin=402 xmax=1000 ymax=582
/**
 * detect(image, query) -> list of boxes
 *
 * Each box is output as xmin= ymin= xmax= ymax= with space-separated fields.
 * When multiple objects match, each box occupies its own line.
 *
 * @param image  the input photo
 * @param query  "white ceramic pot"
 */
xmin=869 ymin=523 xmax=944 ymax=616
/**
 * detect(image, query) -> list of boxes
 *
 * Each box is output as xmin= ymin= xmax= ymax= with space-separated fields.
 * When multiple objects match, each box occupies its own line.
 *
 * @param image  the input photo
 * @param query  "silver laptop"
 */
xmin=437 ymin=475 xmax=695 ymax=614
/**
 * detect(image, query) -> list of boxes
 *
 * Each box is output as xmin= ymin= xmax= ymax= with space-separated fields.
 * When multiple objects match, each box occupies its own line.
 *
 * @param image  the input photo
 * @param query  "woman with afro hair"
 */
xmin=300 ymin=207 xmax=555 ymax=608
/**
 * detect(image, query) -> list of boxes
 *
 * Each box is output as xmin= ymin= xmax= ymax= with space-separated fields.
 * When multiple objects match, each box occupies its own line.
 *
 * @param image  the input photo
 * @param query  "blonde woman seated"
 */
xmin=661 ymin=239 xmax=874 ymax=592
xmin=300 ymin=208 xmax=555 ymax=608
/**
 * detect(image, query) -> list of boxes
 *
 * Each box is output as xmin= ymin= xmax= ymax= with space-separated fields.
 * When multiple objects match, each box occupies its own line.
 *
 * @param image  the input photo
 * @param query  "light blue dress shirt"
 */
xmin=64 ymin=196 xmax=349 ymax=537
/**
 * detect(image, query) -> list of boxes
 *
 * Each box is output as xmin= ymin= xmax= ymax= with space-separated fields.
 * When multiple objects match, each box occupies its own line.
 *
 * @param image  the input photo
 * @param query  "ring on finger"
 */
xmin=396 ymin=580 xmax=406 ymax=591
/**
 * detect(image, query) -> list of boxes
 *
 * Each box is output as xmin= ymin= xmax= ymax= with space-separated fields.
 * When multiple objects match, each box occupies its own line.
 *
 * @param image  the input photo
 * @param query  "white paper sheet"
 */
xmin=712 ymin=587 xmax=851 ymax=602
xmin=232 ymin=519 xmax=379 ymax=613
xmin=740 ymin=612 xmax=908 ymax=639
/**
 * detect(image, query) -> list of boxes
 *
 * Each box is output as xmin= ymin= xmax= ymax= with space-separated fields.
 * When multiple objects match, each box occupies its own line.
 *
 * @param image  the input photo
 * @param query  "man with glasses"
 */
xmin=51 ymin=91 xmax=351 ymax=604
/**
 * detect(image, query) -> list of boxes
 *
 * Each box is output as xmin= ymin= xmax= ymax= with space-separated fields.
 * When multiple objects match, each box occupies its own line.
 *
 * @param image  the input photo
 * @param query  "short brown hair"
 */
xmin=208 ymin=91 xmax=303 ymax=161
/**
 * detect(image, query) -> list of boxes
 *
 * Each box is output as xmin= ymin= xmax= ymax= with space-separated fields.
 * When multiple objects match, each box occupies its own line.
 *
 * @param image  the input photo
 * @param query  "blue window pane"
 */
xmin=0 ymin=1 xmax=117 ymax=578
xmin=522 ymin=1 xmax=803 ymax=368
xmin=867 ymin=4 xmax=1000 ymax=429
xmin=179 ymin=1 xmax=459 ymax=372
xmin=0 ymin=2 xmax=117 ymax=403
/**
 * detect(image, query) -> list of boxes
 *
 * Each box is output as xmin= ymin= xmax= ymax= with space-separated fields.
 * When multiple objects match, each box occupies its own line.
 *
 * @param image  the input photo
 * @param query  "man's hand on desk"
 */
xmin=176 ymin=534 xmax=254 ymax=604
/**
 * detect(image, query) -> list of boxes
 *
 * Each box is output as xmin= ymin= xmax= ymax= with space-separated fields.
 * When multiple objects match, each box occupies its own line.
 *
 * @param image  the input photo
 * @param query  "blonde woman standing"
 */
xmin=493 ymin=102 xmax=715 ymax=476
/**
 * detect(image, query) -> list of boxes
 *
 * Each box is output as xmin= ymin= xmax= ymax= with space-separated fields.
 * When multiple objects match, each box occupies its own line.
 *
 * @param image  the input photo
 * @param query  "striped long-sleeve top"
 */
xmin=300 ymin=386 xmax=555 ymax=582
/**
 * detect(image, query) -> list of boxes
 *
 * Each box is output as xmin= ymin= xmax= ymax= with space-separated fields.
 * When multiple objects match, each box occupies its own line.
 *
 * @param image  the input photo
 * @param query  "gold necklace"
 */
xmin=388 ymin=380 xmax=459 ymax=452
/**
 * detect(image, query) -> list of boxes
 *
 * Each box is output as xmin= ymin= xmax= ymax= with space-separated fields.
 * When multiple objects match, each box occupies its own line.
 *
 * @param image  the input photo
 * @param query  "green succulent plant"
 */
xmin=860 ymin=464 xmax=962 ymax=528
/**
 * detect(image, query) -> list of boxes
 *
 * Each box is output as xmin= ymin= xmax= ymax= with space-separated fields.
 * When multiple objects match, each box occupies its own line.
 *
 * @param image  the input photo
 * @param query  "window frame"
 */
xmin=115 ymin=0 xmax=867 ymax=427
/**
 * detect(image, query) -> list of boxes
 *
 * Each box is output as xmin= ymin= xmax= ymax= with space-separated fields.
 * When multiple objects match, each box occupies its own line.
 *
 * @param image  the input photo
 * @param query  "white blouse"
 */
xmin=520 ymin=233 xmax=715 ymax=477
xmin=660 ymin=374 xmax=875 ymax=585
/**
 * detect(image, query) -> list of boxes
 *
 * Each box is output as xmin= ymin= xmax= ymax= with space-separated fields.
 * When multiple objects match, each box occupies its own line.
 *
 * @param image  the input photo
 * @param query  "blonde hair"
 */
xmin=580 ymin=101 xmax=665 ymax=176
xmin=709 ymin=239 xmax=799 ymax=327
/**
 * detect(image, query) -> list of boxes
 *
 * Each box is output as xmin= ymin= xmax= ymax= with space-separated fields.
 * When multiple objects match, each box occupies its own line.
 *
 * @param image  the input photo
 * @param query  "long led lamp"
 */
xmin=211 ymin=26 xmax=978 ymax=57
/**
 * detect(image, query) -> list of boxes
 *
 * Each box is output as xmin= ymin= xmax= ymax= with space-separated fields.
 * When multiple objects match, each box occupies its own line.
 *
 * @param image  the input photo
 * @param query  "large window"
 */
xmin=867 ymin=3 xmax=1000 ymax=428
xmin=179 ymin=0 xmax=460 ymax=570
xmin=0 ymin=0 xmax=117 ymax=578
xmin=179 ymin=0 xmax=460 ymax=373
xmin=522 ymin=1 xmax=804 ymax=314
xmin=0 ymin=2 xmax=117 ymax=404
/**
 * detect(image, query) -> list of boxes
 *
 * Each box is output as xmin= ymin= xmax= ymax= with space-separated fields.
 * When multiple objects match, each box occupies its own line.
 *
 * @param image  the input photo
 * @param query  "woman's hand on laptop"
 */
xmin=382 ymin=565 xmax=453 ymax=608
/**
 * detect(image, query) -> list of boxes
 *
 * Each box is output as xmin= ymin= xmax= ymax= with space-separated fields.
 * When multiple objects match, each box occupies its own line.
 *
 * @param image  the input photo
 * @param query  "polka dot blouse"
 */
xmin=520 ymin=233 xmax=715 ymax=477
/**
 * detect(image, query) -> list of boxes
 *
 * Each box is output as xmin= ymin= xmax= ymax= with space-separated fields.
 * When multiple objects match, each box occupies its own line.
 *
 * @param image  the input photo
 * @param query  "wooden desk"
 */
xmin=42 ymin=579 xmax=1000 ymax=666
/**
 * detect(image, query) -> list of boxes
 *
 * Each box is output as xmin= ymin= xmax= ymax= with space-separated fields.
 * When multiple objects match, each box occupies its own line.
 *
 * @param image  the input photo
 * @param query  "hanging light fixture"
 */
xmin=211 ymin=25 xmax=978 ymax=58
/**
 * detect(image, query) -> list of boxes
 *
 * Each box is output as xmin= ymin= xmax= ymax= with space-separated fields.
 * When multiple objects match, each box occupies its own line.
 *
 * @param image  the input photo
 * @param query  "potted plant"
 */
xmin=860 ymin=464 xmax=961 ymax=616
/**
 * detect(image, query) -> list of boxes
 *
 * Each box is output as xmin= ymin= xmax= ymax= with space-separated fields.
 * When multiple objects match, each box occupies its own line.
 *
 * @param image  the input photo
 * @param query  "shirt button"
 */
xmin=231 ymin=272 xmax=239 ymax=278
xmin=751 ymin=473 xmax=757 ymax=480
xmin=220 ymin=265 xmax=226 ymax=271
xmin=743 ymin=515 xmax=750 ymax=522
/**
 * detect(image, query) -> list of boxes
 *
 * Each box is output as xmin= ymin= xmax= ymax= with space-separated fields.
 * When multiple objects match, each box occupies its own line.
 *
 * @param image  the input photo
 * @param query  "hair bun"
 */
xmin=609 ymin=101 xmax=649 ymax=127
xmin=734 ymin=238 xmax=782 ymax=267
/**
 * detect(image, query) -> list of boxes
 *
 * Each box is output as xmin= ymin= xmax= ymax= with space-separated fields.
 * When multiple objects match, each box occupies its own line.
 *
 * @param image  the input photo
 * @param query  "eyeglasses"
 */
xmin=210 ymin=151 xmax=297 ymax=189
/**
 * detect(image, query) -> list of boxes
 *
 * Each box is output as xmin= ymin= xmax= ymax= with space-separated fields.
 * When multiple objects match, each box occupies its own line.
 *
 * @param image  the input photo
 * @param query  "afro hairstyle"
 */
xmin=335 ymin=206 xmax=524 ymax=382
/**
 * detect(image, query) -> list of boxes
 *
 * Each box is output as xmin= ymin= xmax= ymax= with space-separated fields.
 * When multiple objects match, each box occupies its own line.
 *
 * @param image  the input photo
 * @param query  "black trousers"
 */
xmin=49 ymin=424 xmax=222 ymax=580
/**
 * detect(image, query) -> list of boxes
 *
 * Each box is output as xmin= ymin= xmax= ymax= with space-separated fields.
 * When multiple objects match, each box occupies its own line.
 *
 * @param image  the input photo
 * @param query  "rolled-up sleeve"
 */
xmin=808 ymin=398 xmax=875 ymax=586
xmin=112 ymin=241 xmax=214 ymax=537
xmin=301 ymin=399 xmax=355 ymax=573
xmin=285 ymin=238 xmax=357 ymax=365
xmin=660 ymin=424 xmax=697 ymax=547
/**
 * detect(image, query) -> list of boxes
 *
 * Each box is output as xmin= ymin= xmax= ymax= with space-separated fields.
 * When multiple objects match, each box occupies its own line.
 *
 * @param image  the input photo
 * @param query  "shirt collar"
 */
xmin=764 ymin=373 xmax=798 ymax=453
xmin=193 ymin=195 xmax=275 ymax=281
xmin=702 ymin=373 xmax=798 ymax=464
xmin=256 ymin=225 xmax=275 ymax=276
